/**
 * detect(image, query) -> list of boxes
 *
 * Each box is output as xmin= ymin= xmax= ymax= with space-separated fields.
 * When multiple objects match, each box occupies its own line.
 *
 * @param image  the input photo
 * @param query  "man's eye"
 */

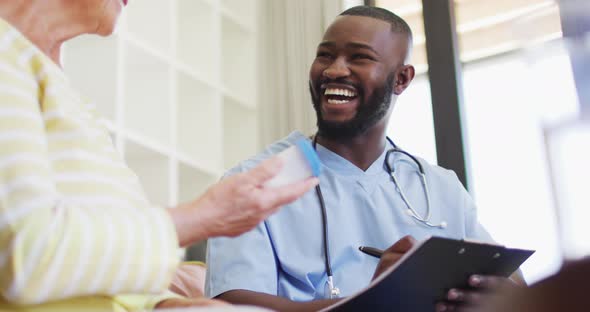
xmin=316 ymin=52 xmax=333 ymax=58
xmin=352 ymin=54 xmax=374 ymax=61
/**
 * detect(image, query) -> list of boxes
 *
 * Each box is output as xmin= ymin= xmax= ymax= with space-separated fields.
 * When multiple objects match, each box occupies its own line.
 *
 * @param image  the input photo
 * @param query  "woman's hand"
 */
xmin=170 ymin=157 xmax=319 ymax=246
xmin=169 ymin=263 xmax=207 ymax=298
xmin=155 ymin=297 xmax=229 ymax=309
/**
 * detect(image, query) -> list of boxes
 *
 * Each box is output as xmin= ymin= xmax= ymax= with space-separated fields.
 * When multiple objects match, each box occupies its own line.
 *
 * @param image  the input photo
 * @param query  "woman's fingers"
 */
xmin=261 ymin=177 xmax=319 ymax=209
xmin=245 ymin=157 xmax=284 ymax=185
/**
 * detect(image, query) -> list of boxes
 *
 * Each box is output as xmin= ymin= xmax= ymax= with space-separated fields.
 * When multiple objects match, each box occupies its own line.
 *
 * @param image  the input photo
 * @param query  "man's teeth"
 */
xmin=324 ymin=88 xmax=357 ymax=104
xmin=327 ymin=99 xmax=351 ymax=104
xmin=324 ymin=88 xmax=357 ymax=97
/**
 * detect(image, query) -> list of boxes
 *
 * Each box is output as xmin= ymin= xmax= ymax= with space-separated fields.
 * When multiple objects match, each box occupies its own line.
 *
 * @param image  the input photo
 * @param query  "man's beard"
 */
xmin=311 ymin=73 xmax=395 ymax=140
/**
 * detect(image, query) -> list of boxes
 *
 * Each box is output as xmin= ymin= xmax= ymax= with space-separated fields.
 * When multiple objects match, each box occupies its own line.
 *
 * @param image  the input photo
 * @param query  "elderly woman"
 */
xmin=0 ymin=0 xmax=317 ymax=311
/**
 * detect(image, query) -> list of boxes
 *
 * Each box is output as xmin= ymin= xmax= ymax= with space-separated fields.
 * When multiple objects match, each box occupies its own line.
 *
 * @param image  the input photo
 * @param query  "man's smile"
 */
xmin=320 ymin=84 xmax=360 ymax=118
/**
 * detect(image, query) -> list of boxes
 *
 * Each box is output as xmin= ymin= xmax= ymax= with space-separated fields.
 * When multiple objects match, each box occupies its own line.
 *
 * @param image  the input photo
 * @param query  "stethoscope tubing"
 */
xmin=311 ymin=135 xmax=445 ymax=298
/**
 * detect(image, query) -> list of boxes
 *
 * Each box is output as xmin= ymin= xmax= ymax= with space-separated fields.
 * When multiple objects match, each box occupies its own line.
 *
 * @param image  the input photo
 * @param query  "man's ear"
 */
xmin=393 ymin=65 xmax=415 ymax=95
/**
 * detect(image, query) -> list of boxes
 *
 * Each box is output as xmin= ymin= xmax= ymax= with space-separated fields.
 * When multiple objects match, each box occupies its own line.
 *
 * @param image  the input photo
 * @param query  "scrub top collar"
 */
xmin=314 ymin=139 xmax=395 ymax=177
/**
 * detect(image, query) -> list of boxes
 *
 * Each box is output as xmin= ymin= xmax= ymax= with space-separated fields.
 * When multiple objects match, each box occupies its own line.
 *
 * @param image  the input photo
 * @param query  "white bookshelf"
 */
xmin=63 ymin=0 xmax=260 ymax=261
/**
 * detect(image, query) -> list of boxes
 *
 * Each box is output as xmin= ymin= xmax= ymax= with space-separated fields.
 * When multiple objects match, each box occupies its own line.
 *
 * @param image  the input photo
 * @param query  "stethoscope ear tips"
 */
xmin=439 ymin=221 xmax=448 ymax=229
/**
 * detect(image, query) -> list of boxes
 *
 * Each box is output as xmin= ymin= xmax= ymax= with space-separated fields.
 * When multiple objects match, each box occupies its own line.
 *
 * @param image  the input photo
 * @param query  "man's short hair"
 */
xmin=339 ymin=6 xmax=413 ymax=46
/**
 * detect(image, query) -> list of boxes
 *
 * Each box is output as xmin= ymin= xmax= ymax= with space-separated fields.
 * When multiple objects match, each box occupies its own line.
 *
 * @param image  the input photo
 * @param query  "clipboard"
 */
xmin=322 ymin=236 xmax=534 ymax=312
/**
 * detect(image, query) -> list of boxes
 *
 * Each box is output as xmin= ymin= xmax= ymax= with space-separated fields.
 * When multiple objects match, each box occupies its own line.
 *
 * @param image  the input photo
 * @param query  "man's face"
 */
xmin=309 ymin=15 xmax=410 ymax=139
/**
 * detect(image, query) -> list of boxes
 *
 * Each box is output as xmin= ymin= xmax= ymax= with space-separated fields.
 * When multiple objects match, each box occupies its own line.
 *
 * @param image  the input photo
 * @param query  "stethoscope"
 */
xmin=312 ymin=135 xmax=448 ymax=299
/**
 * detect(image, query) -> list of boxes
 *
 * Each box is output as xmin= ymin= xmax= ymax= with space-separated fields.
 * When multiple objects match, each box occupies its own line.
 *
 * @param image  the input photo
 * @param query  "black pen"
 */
xmin=359 ymin=246 xmax=384 ymax=258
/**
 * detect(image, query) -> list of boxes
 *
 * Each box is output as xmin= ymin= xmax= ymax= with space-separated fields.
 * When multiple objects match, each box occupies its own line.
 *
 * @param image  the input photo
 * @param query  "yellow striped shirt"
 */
xmin=0 ymin=18 xmax=180 ymax=311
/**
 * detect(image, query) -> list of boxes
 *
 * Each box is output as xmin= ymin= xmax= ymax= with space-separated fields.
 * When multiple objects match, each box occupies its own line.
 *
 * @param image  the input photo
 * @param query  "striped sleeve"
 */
xmin=0 ymin=60 xmax=180 ymax=304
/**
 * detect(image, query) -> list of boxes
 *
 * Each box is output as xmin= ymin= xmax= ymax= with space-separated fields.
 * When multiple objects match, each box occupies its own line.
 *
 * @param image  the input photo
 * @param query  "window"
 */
xmin=455 ymin=0 xmax=563 ymax=62
xmin=376 ymin=0 xmax=578 ymax=282
xmin=456 ymin=0 xmax=578 ymax=282
xmin=376 ymin=0 xmax=437 ymax=163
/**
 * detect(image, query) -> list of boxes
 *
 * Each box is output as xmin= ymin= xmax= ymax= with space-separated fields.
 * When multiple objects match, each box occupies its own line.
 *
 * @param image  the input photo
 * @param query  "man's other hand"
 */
xmin=435 ymin=274 xmax=521 ymax=312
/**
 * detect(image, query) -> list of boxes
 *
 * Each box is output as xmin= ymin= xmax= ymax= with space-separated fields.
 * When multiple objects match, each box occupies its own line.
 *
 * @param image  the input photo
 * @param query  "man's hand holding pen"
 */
xmin=360 ymin=235 xmax=525 ymax=312
xmin=369 ymin=235 xmax=417 ymax=281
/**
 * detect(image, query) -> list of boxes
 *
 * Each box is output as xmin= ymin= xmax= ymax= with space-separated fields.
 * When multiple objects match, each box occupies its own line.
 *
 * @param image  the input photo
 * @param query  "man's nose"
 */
xmin=323 ymin=57 xmax=351 ymax=80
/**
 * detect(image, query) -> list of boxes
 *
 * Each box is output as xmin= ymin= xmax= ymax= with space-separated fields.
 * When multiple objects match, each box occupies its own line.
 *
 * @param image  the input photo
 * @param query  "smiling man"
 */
xmin=205 ymin=6 xmax=508 ymax=312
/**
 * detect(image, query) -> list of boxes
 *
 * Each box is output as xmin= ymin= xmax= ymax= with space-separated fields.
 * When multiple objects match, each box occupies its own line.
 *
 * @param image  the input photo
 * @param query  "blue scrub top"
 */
xmin=205 ymin=131 xmax=493 ymax=301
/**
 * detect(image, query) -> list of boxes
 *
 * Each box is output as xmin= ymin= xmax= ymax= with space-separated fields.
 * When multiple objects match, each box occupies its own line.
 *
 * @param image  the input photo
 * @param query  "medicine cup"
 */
xmin=264 ymin=139 xmax=322 ymax=187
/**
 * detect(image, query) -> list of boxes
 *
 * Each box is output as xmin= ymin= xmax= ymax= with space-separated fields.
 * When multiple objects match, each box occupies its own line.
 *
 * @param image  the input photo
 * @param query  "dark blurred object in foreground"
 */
xmin=471 ymin=258 xmax=590 ymax=312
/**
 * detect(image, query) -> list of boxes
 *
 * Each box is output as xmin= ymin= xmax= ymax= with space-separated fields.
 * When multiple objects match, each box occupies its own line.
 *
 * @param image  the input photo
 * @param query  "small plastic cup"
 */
xmin=264 ymin=139 xmax=322 ymax=188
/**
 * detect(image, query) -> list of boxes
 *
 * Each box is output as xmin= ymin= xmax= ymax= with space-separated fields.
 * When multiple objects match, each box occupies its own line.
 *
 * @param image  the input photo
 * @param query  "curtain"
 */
xmin=257 ymin=0 xmax=361 ymax=145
